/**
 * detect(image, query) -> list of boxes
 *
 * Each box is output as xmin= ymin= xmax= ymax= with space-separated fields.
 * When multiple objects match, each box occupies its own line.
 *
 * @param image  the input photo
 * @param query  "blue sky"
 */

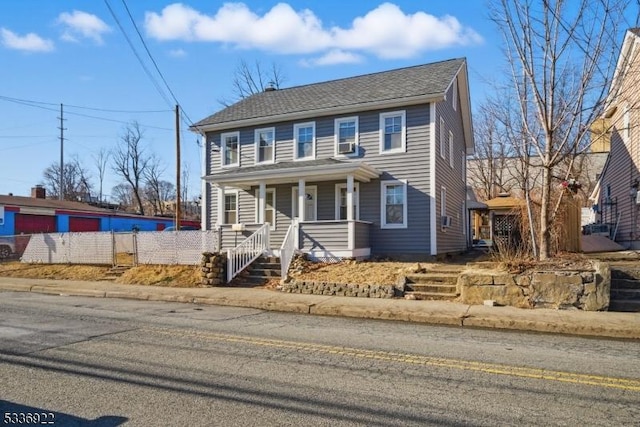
xmin=0 ymin=1 xmax=631 ymax=202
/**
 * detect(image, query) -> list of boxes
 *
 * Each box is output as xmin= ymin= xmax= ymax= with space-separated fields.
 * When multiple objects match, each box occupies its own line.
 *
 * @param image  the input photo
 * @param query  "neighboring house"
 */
xmin=191 ymin=58 xmax=473 ymax=260
xmin=467 ymin=152 xmax=609 ymax=208
xmin=594 ymin=28 xmax=640 ymax=248
xmin=0 ymin=186 xmax=197 ymax=236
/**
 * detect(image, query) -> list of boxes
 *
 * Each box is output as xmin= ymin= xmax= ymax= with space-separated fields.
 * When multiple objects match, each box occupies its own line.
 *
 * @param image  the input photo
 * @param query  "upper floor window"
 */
xmin=255 ymin=127 xmax=275 ymax=164
xmin=440 ymin=117 xmax=446 ymax=160
xmin=381 ymin=180 xmax=407 ymax=229
xmin=294 ymin=122 xmax=315 ymax=161
xmin=379 ymin=111 xmax=406 ymax=154
xmin=221 ymin=131 xmax=239 ymax=167
xmin=449 ymin=131 xmax=454 ymax=168
xmin=335 ymin=117 xmax=359 ymax=157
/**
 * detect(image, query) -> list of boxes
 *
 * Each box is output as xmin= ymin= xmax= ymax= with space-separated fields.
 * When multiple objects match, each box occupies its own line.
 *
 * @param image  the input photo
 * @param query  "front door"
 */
xmin=292 ymin=186 xmax=317 ymax=221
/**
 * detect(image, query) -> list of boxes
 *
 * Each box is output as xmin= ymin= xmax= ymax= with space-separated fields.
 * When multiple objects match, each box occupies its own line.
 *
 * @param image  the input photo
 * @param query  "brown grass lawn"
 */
xmin=0 ymin=262 xmax=202 ymax=287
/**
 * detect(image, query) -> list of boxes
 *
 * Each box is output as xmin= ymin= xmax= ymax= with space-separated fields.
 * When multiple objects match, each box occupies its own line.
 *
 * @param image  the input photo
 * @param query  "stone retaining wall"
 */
xmin=281 ymin=280 xmax=396 ymax=298
xmin=200 ymin=252 xmax=226 ymax=286
xmin=458 ymin=261 xmax=610 ymax=311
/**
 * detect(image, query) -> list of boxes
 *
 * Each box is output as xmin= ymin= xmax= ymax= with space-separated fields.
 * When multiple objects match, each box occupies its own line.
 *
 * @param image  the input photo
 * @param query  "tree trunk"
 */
xmin=539 ymin=163 xmax=552 ymax=260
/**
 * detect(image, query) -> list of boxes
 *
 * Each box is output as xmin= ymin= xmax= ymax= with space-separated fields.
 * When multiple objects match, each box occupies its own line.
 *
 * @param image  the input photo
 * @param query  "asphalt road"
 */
xmin=1 ymin=292 xmax=639 ymax=426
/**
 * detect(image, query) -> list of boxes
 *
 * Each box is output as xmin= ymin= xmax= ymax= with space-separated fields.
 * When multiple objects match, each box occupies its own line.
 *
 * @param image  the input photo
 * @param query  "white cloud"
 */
xmin=301 ymin=50 xmax=364 ymax=67
xmin=144 ymin=2 xmax=482 ymax=61
xmin=58 ymin=10 xmax=111 ymax=44
xmin=0 ymin=28 xmax=54 ymax=52
xmin=168 ymin=48 xmax=187 ymax=58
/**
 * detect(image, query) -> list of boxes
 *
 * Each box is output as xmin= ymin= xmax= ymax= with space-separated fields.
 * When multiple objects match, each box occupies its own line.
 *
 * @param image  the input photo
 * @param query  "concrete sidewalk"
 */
xmin=0 ymin=276 xmax=638 ymax=340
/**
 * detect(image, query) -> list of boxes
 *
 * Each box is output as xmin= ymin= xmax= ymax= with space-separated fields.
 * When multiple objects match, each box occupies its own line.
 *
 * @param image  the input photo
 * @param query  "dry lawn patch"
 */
xmin=289 ymin=260 xmax=436 ymax=285
xmin=0 ymin=262 xmax=110 ymax=280
xmin=116 ymin=265 xmax=201 ymax=287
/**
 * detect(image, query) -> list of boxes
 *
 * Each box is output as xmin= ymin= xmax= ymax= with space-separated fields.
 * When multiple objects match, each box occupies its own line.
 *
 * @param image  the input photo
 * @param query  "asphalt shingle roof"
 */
xmin=193 ymin=58 xmax=465 ymax=129
xmin=209 ymin=158 xmax=348 ymax=178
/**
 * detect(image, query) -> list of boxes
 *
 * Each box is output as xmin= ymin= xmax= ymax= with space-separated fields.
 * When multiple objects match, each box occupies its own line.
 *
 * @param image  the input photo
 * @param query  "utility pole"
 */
xmin=175 ymin=104 xmax=181 ymax=230
xmin=58 ymin=103 xmax=66 ymax=200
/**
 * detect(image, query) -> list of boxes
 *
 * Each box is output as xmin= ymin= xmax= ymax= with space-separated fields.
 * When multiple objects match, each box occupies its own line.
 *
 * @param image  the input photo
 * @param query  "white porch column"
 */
xmin=258 ymin=181 xmax=266 ymax=224
xmin=217 ymin=184 xmax=225 ymax=226
xmin=298 ymin=179 xmax=306 ymax=221
xmin=347 ymin=174 xmax=355 ymax=250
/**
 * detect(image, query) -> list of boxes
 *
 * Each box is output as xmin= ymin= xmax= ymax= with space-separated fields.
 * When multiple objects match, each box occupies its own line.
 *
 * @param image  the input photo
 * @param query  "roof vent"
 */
xmin=264 ymin=81 xmax=276 ymax=92
xmin=497 ymin=192 xmax=510 ymax=198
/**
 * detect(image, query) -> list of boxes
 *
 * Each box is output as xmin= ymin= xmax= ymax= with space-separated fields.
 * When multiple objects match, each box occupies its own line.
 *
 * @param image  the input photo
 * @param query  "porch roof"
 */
xmin=204 ymin=158 xmax=381 ymax=189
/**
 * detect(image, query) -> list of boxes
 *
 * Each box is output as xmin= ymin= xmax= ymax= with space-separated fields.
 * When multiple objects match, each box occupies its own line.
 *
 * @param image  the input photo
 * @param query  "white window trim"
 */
xmin=254 ymin=127 xmax=275 ymax=165
xmin=292 ymin=185 xmax=318 ymax=221
xmin=223 ymin=189 xmax=240 ymax=225
xmin=220 ymin=131 xmax=240 ymax=168
xmin=449 ymin=130 xmax=454 ymax=168
xmin=379 ymin=110 xmax=406 ymax=154
xmin=335 ymin=183 xmax=360 ymax=220
xmin=452 ymin=79 xmax=458 ymax=111
xmin=380 ymin=179 xmax=408 ymax=229
xmin=293 ymin=122 xmax=316 ymax=161
xmin=439 ymin=117 xmax=446 ymax=160
xmin=255 ymin=188 xmax=276 ymax=230
xmin=334 ymin=116 xmax=359 ymax=158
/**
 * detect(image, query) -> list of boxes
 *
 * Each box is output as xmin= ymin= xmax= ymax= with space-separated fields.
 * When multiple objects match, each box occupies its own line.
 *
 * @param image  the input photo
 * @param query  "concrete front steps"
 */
xmin=404 ymin=271 xmax=460 ymax=301
xmin=610 ymin=267 xmax=640 ymax=312
xmin=99 ymin=265 xmax=131 ymax=281
xmin=234 ymin=256 xmax=281 ymax=286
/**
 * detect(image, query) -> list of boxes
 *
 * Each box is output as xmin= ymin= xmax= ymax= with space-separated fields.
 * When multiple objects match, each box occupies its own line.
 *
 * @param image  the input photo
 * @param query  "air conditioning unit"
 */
xmin=338 ymin=142 xmax=356 ymax=154
xmin=441 ymin=215 xmax=452 ymax=228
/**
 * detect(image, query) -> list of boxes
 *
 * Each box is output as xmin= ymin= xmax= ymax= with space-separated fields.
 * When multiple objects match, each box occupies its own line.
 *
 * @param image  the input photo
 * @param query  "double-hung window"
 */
xmin=449 ymin=131 xmax=454 ymax=168
xmin=381 ymin=180 xmax=407 ymax=229
xmin=335 ymin=183 xmax=359 ymax=220
xmin=221 ymin=131 xmax=239 ymax=167
xmin=224 ymin=192 xmax=238 ymax=224
xmin=294 ymin=122 xmax=315 ymax=160
xmin=255 ymin=128 xmax=275 ymax=164
xmin=335 ymin=117 xmax=358 ymax=157
xmin=379 ymin=111 xmax=406 ymax=154
xmin=439 ymin=118 xmax=446 ymax=159
xmin=255 ymin=188 xmax=276 ymax=229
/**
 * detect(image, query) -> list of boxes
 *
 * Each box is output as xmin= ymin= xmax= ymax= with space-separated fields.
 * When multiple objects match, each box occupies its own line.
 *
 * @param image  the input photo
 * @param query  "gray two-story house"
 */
xmin=192 ymin=58 xmax=473 ymax=269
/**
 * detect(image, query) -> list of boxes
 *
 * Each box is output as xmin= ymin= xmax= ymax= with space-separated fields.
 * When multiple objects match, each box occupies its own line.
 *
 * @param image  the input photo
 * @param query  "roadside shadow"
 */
xmin=0 ymin=401 xmax=127 ymax=427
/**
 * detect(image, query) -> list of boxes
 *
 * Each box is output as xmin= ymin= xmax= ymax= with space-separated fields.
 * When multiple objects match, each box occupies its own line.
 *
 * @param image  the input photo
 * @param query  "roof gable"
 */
xmin=192 ymin=58 xmax=466 ymax=131
xmin=606 ymin=29 xmax=640 ymax=108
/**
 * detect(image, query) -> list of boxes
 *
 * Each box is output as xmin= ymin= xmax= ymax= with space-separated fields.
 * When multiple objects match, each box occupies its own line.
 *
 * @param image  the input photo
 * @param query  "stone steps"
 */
xmin=234 ymin=256 xmax=281 ymax=286
xmin=609 ymin=267 xmax=640 ymax=312
xmin=404 ymin=272 xmax=459 ymax=301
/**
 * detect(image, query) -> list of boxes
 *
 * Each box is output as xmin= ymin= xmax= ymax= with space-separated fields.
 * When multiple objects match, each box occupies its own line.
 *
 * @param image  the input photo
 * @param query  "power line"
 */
xmin=119 ymin=0 xmax=198 ymax=129
xmin=103 ymin=0 xmax=173 ymax=108
xmin=0 ymin=94 xmax=171 ymax=114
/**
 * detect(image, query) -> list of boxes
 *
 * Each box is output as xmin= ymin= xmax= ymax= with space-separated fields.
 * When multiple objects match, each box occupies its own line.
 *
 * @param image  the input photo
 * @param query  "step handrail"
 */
xmin=227 ymin=223 xmax=270 ymax=283
xmin=279 ymin=219 xmax=298 ymax=281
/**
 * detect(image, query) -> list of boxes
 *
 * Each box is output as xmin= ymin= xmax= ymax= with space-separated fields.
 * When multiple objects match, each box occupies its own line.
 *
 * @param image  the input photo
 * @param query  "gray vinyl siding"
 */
xmin=204 ymin=101 xmax=470 ymax=257
xmin=435 ymin=79 xmax=468 ymax=254
xmin=354 ymin=221 xmax=370 ymax=249
xmin=601 ymin=126 xmax=638 ymax=247
xmin=300 ymin=222 xmax=348 ymax=250
xmin=219 ymin=224 xmax=263 ymax=250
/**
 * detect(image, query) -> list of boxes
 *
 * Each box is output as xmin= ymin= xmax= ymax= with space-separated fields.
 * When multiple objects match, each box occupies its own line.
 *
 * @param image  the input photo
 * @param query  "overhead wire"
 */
xmin=118 ymin=0 xmax=199 ymax=130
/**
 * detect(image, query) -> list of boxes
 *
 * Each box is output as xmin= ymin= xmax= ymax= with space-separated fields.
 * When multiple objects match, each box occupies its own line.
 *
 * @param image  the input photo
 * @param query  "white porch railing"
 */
xmin=279 ymin=219 xmax=299 ymax=281
xmin=226 ymin=223 xmax=270 ymax=283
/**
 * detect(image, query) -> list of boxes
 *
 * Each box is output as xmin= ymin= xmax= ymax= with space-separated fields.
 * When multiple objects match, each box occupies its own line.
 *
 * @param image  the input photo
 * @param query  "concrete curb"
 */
xmin=0 ymin=278 xmax=638 ymax=340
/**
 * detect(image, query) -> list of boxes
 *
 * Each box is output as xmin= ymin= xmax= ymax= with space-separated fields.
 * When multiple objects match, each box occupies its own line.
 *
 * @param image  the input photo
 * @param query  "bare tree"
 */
xmin=111 ymin=122 xmax=151 ymax=215
xmin=42 ymin=156 xmax=92 ymax=201
xmin=143 ymin=157 xmax=175 ymax=216
xmin=111 ymin=183 xmax=134 ymax=209
xmin=489 ymin=0 xmax=628 ymax=259
xmin=218 ymin=59 xmax=286 ymax=106
xmin=93 ymin=147 xmax=110 ymax=204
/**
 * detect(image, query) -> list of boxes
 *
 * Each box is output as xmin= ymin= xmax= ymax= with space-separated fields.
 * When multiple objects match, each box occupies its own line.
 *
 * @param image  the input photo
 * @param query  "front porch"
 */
xmin=206 ymin=158 xmax=381 ymax=259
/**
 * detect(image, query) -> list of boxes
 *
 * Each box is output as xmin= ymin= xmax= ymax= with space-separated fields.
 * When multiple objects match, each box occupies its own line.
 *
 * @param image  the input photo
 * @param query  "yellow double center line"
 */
xmin=144 ymin=327 xmax=640 ymax=392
